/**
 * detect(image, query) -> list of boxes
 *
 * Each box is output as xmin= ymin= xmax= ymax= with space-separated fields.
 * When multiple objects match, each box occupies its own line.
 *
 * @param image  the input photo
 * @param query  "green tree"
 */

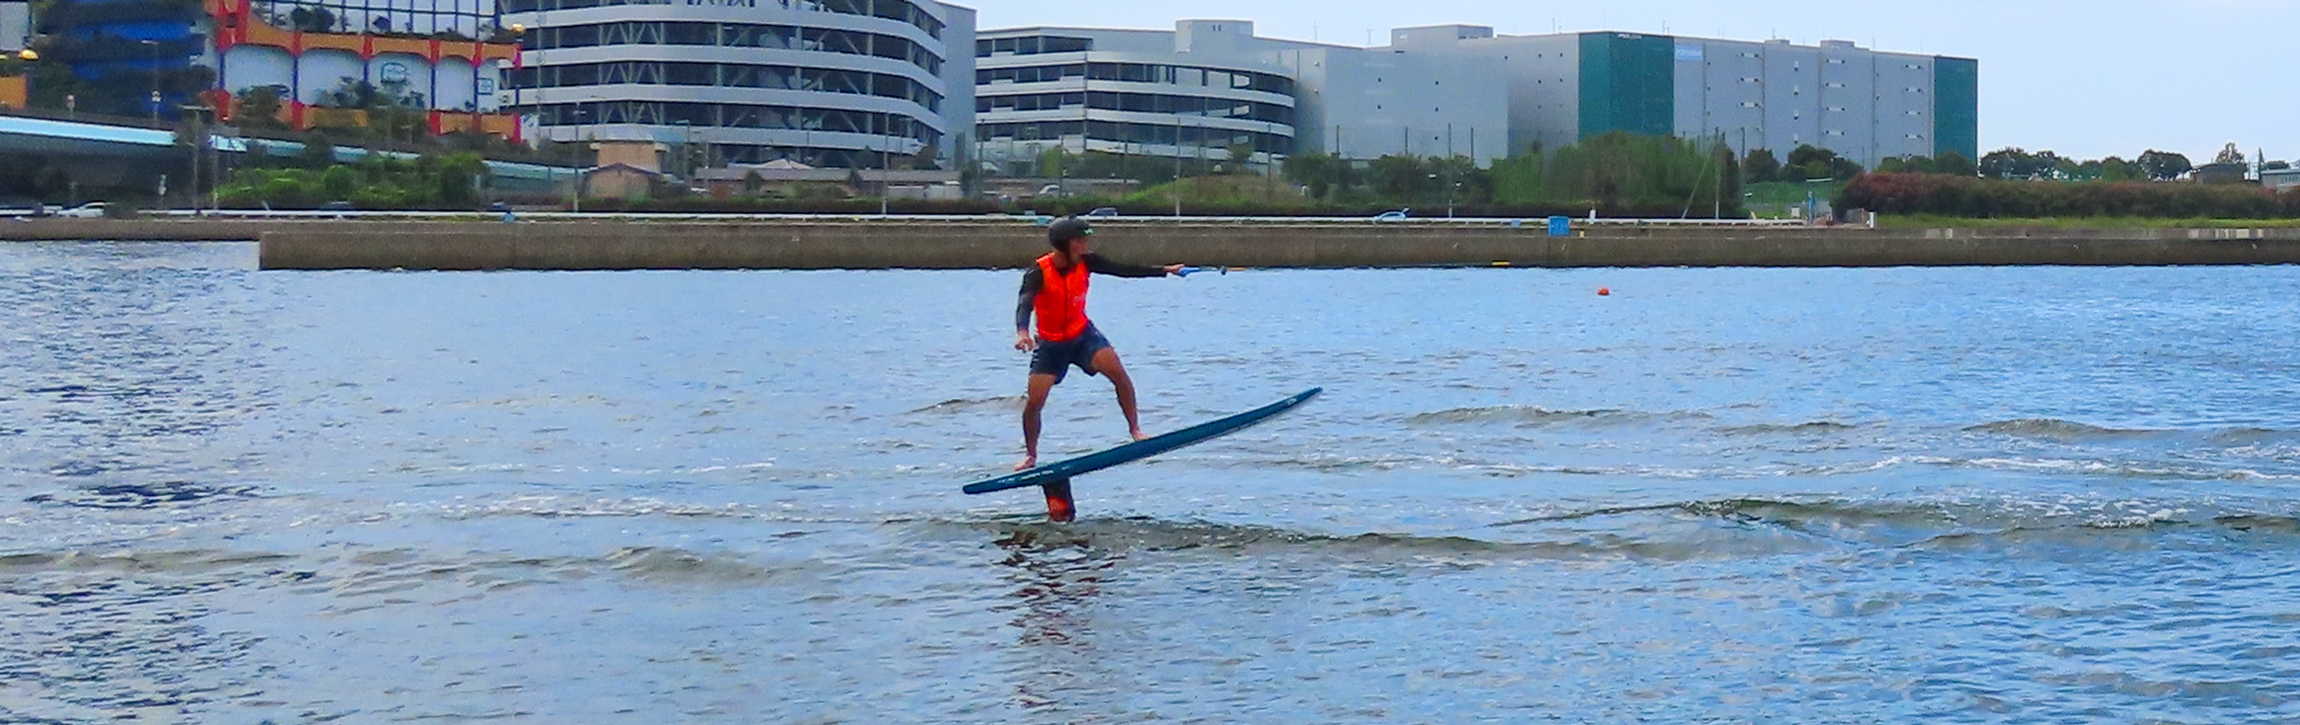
xmin=1488 ymin=133 xmax=1743 ymax=216
xmin=2136 ymin=150 xmax=2192 ymax=181
xmin=320 ymin=165 xmax=358 ymax=200
xmin=1281 ymin=153 xmax=1347 ymax=200
xmin=1786 ymin=145 xmax=1863 ymax=181
xmin=1877 ymin=155 xmax=1938 ymax=174
xmin=233 ymin=85 xmax=287 ymax=130
xmin=0 ymin=153 xmax=69 ymax=200
xmin=287 ymin=5 xmax=337 ymax=32
xmin=297 ymin=132 xmax=337 ymax=168
xmin=1980 ymin=148 xmax=2036 ymax=179
xmin=1489 ymin=152 xmax=1545 ymax=203
xmin=1226 ymin=142 xmax=1253 ymax=172
xmin=1742 ymin=148 xmax=1781 ymax=183
xmin=1366 ymin=154 xmax=1430 ymax=204
xmin=1034 ymin=147 xmax=1068 ymax=178
xmin=1426 ymin=155 xmax=1488 ymax=207
xmin=2214 ymin=142 xmax=2246 ymax=166
xmin=432 ymin=152 xmax=486 ymax=206
xmin=1934 ymin=151 xmax=1977 ymax=177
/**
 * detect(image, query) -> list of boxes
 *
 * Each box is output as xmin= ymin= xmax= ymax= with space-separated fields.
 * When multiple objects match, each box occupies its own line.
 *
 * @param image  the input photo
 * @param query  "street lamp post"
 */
xmin=877 ymin=114 xmax=890 ymax=217
xmin=674 ymin=118 xmax=692 ymax=183
xmin=140 ymin=39 xmax=159 ymax=123
xmin=1172 ymin=116 xmax=1183 ymax=218
xmin=568 ymin=106 xmax=589 ymax=212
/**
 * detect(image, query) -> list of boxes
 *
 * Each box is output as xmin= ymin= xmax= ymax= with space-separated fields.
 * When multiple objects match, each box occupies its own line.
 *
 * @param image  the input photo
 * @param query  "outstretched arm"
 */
xmin=1082 ymin=253 xmax=1183 ymax=278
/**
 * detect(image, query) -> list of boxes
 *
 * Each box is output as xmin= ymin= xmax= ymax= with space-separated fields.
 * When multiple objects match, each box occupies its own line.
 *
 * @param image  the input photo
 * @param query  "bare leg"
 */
xmin=1017 ymin=372 xmax=1058 ymax=470
xmin=1092 ymin=348 xmax=1148 ymax=440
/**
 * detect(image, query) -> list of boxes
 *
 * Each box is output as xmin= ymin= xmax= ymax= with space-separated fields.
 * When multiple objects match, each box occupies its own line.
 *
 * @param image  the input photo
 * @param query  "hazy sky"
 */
xmin=965 ymin=0 xmax=2293 ymax=163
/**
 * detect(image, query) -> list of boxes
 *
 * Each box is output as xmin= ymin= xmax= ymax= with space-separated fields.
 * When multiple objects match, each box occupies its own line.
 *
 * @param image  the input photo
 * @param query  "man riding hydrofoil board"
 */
xmin=1013 ymin=216 xmax=1189 ymax=470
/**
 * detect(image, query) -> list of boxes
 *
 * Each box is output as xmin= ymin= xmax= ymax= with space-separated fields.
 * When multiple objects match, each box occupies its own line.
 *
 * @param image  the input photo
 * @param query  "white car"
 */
xmin=53 ymin=202 xmax=107 ymax=219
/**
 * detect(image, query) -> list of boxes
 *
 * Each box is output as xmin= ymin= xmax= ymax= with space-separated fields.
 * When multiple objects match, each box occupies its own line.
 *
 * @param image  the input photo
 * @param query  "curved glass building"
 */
xmin=501 ymin=0 xmax=974 ymax=169
xmin=974 ymin=20 xmax=1298 ymax=169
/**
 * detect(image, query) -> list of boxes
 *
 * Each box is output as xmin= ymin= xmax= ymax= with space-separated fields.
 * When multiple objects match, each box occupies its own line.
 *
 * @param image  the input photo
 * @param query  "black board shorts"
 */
xmin=1029 ymin=324 xmax=1113 ymax=383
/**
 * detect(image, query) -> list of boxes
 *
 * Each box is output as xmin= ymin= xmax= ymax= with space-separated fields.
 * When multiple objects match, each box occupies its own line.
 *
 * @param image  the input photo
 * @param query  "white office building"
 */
xmin=502 ymin=0 xmax=976 ymax=169
xmin=974 ymin=20 xmax=1509 ymax=168
xmin=1389 ymin=26 xmax=1978 ymax=167
xmin=977 ymin=20 xmax=1976 ymax=171
xmin=0 ymin=1 xmax=27 ymax=53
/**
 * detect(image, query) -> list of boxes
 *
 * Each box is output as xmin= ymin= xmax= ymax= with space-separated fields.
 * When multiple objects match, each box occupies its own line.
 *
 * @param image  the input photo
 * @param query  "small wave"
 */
xmin=2206 ymin=427 xmax=2300 ymax=446
xmin=1487 ymin=496 xmax=2300 ymax=549
xmin=0 ymin=548 xmax=292 ymax=574
xmin=2215 ymin=514 xmax=2300 ymax=534
xmin=603 ymin=546 xmax=783 ymax=585
xmin=414 ymin=495 xmax=909 ymax=525
xmin=25 ymin=481 xmax=260 ymax=510
xmin=1715 ymin=421 xmax=1861 ymax=436
xmin=423 ymin=495 xmax=766 ymax=521
xmin=1965 ymin=419 xmax=2156 ymax=440
xmin=947 ymin=516 xmax=1818 ymax=563
xmin=1488 ymin=498 xmax=1926 ymax=527
xmin=909 ymin=395 xmax=1026 ymax=415
xmin=1956 ymin=457 xmax=2299 ymax=482
xmin=1405 ymin=405 xmax=1701 ymax=427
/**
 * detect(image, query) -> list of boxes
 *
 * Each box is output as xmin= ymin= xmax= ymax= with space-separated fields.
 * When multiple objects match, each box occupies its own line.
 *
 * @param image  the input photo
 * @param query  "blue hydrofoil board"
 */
xmin=963 ymin=388 xmax=1321 ymax=495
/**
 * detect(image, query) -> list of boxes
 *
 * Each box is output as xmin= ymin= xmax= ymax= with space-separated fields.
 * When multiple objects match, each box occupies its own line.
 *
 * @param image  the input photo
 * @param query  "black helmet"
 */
xmin=1048 ymin=217 xmax=1093 ymax=248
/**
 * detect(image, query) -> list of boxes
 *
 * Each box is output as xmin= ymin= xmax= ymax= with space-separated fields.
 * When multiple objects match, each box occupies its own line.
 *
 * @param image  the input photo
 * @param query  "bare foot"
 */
xmin=1014 ymin=455 xmax=1037 ymax=471
xmin=1130 ymin=428 xmax=1150 ymax=441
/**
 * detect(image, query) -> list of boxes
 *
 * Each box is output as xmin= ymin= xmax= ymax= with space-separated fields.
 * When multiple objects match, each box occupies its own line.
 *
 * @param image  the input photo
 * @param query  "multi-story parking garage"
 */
xmin=501 ymin=0 xmax=974 ymax=169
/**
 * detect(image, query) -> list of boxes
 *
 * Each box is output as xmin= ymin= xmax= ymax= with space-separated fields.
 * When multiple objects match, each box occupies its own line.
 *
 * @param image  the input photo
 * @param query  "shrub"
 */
xmin=1838 ymin=172 xmax=2292 ymax=219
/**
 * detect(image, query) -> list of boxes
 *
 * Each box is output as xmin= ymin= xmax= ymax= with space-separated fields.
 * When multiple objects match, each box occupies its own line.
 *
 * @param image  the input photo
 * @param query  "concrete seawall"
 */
xmin=8 ymin=218 xmax=2300 ymax=269
xmin=256 ymin=222 xmax=2300 ymax=270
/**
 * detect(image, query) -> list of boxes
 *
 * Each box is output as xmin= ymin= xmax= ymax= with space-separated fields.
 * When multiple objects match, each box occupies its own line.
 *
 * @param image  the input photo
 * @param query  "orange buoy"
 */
xmin=1597 ymin=287 xmax=1611 ymax=296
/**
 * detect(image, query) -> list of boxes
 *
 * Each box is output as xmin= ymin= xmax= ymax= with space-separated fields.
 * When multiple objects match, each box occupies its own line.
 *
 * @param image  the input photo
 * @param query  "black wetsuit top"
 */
xmin=1015 ymin=253 xmax=1168 ymax=332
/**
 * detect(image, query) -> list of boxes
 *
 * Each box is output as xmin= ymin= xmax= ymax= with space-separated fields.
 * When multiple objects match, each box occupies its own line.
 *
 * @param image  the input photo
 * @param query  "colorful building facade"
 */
xmin=205 ymin=0 xmax=521 ymax=137
xmin=30 ymin=0 xmax=521 ymax=137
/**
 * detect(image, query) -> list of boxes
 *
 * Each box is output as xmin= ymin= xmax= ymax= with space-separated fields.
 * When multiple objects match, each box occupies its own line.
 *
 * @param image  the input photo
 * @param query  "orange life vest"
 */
xmin=1032 ymin=253 xmax=1091 ymax=342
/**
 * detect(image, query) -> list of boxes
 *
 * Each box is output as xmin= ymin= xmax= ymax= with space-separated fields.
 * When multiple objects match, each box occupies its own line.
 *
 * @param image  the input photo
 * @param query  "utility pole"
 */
xmin=184 ymin=108 xmax=199 ymax=212
xmin=879 ymin=114 xmax=890 ymax=217
xmin=141 ymin=39 xmax=160 ymax=123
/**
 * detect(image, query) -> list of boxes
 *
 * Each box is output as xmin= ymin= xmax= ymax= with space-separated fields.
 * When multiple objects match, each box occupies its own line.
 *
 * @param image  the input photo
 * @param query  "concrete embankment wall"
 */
xmin=0 ymin=218 xmax=292 ymax=242
xmin=9 ymin=218 xmax=2300 ymax=269
xmin=256 ymin=222 xmax=2300 ymax=270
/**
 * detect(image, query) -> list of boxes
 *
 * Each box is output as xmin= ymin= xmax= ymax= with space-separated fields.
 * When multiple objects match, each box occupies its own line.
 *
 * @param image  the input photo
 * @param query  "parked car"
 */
xmin=1085 ymin=207 xmax=1120 ymax=217
xmin=53 ymin=202 xmax=107 ymax=218
xmin=0 ymin=197 xmax=46 ymax=217
xmin=1374 ymin=208 xmax=1411 ymax=222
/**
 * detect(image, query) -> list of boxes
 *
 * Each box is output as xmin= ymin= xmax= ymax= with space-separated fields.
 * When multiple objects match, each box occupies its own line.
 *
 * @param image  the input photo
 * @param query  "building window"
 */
xmin=528 ymin=20 xmax=945 ymax=74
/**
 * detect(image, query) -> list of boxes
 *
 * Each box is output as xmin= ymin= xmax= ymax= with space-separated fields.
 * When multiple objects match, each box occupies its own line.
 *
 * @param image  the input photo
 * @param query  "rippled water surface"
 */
xmin=7 ymin=241 xmax=2300 ymax=723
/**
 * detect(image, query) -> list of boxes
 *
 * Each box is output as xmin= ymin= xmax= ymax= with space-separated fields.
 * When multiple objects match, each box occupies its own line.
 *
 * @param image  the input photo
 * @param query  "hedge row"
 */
xmin=1838 ymin=172 xmax=2300 ymax=219
xmin=570 ymin=195 xmax=1701 ymax=219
